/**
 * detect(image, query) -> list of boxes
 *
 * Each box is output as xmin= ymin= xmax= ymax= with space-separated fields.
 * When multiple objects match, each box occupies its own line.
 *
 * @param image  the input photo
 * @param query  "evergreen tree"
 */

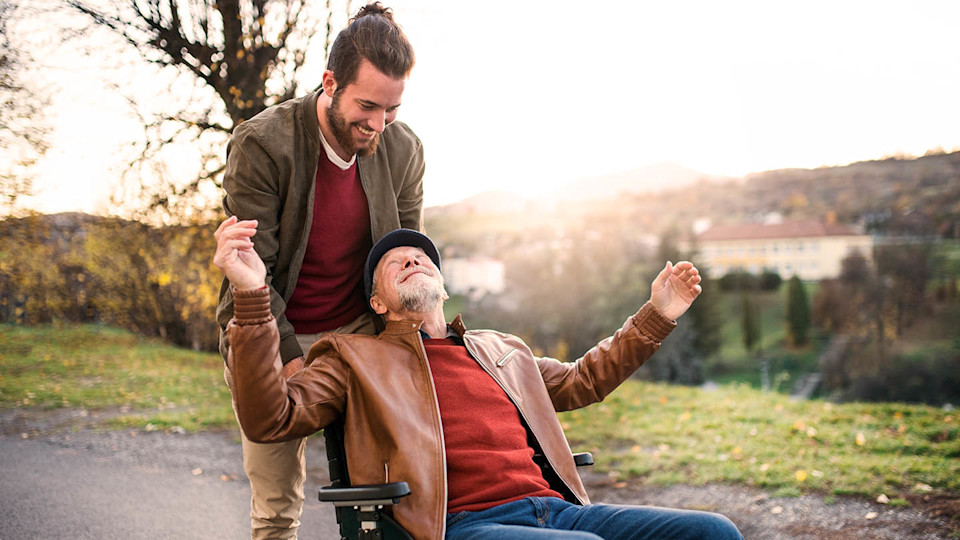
xmin=786 ymin=276 xmax=811 ymax=346
xmin=741 ymin=293 xmax=760 ymax=353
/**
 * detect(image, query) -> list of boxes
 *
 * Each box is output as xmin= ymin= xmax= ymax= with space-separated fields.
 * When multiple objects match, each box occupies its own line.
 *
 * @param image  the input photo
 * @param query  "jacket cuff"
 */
xmin=632 ymin=302 xmax=677 ymax=342
xmin=232 ymin=286 xmax=273 ymax=325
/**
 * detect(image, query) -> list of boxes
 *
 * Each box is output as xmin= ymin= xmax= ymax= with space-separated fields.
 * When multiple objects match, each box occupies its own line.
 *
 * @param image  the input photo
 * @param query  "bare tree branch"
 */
xmin=1 ymin=0 xmax=51 ymax=215
xmin=61 ymin=0 xmax=328 ymax=220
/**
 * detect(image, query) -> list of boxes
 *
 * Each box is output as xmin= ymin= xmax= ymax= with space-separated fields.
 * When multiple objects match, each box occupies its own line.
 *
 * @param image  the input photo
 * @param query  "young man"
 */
xmin=215 ymin=219 xmax=743 ymax=540
xmin=214 ymin=4 xmax=423 ymax=537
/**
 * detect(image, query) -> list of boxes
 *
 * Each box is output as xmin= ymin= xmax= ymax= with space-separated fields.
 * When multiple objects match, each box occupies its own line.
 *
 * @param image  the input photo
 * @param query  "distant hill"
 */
xmin=551 ymin=162 xmax=727 ymax=201
xmin=427 ymin=190 xmax=535 ymax=216
xmin=427 ymin=162 xmax=724 ymax=215
xmin=427 ymin=151 xmax=960 ymax=241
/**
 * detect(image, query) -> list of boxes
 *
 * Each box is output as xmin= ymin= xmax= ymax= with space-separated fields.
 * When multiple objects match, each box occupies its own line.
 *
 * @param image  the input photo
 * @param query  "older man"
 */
xmin=215 ymin=218 xmax=742 ymax=540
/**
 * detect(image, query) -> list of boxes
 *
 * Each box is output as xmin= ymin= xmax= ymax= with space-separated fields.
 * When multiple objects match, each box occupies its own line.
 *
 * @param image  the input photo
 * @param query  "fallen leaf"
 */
xmin=192 ymin=468 xmax=203 ymax=476
xmin=856 ymin=432 xmax=866 ymax=446
xmin=612 ymin=482 xmax=627 ymax=489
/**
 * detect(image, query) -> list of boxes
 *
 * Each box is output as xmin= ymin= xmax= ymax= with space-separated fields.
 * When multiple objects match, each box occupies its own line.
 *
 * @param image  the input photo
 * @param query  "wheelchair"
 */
xmin=318 ymin=419 xmax=594 ymax=540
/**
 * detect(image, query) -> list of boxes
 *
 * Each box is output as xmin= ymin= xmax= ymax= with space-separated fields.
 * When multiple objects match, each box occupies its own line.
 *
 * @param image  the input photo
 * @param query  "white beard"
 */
xmin=396 ymin=273 xmax=445 ymax=312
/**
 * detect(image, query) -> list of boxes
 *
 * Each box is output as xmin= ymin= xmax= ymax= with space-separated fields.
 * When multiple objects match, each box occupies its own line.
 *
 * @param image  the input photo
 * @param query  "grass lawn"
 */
xmin=2 ymin=323 xmax=957 ymax=501
xmin=560 ymin=380 xmax=958 ymax=500
xmin=0 ymin=323 xmax=234 ymax=431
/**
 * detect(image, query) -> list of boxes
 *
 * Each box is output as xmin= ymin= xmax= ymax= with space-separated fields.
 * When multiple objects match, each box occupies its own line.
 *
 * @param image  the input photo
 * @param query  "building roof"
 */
xmin=697 ymin=220 xmax=864 ymax=241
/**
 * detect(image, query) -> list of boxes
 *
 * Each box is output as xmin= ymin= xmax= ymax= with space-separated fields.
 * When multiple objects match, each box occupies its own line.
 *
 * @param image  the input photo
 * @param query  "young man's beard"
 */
xmin=326 ymin=92 xmax=380 ymax=158
xmin=396 ymin=274 xmax=445 ymax=313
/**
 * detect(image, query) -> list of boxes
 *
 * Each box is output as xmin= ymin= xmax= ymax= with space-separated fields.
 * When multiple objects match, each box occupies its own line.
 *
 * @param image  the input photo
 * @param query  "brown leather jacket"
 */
xmin=226 ymin=287 xmax=676 ymax=540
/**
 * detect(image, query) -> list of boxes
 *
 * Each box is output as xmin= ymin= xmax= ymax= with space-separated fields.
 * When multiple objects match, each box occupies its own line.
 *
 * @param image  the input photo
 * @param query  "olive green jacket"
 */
xmin=216 ymin=89 xmax=425 ymax=364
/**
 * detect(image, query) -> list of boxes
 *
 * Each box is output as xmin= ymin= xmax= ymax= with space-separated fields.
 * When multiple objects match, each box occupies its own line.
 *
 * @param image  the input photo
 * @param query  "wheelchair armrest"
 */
xmin=533 ymin=451 xmax=595 ymax=469
xmin=573 ymin=452 xmax=594 ymax=467
xmin=318 ymin=481 xmax=411 ymax=507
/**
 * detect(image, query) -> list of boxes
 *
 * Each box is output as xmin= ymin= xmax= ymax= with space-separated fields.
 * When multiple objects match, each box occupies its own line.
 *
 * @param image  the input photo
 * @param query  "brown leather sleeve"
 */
xmin=226 ymin=287 xmax=347 ymax=442
xmin=536 ymin=302 xmax=676 ymax=412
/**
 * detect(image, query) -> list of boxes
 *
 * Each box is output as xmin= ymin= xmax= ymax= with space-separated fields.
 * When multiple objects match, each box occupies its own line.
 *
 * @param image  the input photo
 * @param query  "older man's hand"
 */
xmin=649 ymin=261 xmax=702 ymax=321
xmin=213 ymin=216 xmax=267 ymax=290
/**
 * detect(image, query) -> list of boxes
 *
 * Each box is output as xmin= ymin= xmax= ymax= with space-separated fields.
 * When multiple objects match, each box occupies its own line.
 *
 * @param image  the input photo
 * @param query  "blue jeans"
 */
xmin=445 ymin=497 xmax=743 ymax=540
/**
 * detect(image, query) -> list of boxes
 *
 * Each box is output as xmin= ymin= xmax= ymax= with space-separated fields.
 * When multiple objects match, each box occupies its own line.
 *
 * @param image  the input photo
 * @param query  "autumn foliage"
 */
xmin=0 ymin=213 xmax=220 ymax=350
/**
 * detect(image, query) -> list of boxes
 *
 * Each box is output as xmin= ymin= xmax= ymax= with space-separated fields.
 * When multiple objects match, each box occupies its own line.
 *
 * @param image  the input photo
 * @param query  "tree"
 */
xmin=0 ymin=0 xmax=50 ymax=213
xmin=785 ymin=275 xmax=810 ymax=346
xmin=874 ymin=242 xmax=931 ymax=336
xmin=741 ymin=293 xmax=759 ymax=353
xmin=812 ymin=278 xmax=848 ymax=333
xmin=62 ymin=0 xmax=327 ymax=217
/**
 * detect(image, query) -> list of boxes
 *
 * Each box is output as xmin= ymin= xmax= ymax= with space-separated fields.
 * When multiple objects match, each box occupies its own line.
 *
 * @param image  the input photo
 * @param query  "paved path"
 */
xmin=2 ymin=410 xmax=956 ymax=539
xmin=0 ymin=429 xmax=338 ymax=539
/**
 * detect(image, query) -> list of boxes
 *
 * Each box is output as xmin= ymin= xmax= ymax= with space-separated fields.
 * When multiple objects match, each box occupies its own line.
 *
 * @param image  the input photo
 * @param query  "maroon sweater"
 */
xmin=284 ymin=154 xmax=371 ymax=334
xmin=423 ymin=337 xmax=562 ymax=513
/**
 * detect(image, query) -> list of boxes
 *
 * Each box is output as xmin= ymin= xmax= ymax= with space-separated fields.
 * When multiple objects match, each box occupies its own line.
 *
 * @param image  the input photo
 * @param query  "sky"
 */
xmin=12 ymin=0 xmax=960 ymax=215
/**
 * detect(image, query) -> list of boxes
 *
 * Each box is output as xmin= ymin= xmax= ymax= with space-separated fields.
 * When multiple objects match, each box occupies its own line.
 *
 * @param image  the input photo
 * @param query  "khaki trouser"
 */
xmin=227 ymin=311 xmax=377 ymax=540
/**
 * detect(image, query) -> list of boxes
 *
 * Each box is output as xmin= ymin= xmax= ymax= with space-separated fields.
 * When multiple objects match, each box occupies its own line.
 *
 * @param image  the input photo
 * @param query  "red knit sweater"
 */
xmin=423 ymin=337 xmax=562 ymax=513
xmin=285 ymin=154 xmax=371 ymax=333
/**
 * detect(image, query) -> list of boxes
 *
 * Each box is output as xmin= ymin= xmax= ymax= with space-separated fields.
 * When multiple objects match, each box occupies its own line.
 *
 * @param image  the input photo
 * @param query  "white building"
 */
xmin=694 ymin=220 xmax=873 ymax=280
xmin=442 ymin=257 xmax=506 ymax=300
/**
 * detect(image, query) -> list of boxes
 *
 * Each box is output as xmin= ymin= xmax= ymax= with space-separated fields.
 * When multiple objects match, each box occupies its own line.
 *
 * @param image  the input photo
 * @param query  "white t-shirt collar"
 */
xmin=318 ymin=125 xmax=356 ymax=170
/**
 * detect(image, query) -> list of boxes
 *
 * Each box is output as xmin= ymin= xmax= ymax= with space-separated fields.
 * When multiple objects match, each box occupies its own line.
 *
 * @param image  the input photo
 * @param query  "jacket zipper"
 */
xmin=462 ymin=337 xmax=585 ymax=505
xmin=414 ymin=329 xmax=449 ymax=539
xmin=495 ymin=349 xmax=516 ymax=367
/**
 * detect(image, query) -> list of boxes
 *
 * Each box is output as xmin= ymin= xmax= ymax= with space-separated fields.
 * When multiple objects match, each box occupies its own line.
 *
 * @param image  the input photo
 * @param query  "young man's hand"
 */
xmin=649 ymin=261 xmax=702 ymax=321
xmin=213 ymin=216 xmax=267 ymax=291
